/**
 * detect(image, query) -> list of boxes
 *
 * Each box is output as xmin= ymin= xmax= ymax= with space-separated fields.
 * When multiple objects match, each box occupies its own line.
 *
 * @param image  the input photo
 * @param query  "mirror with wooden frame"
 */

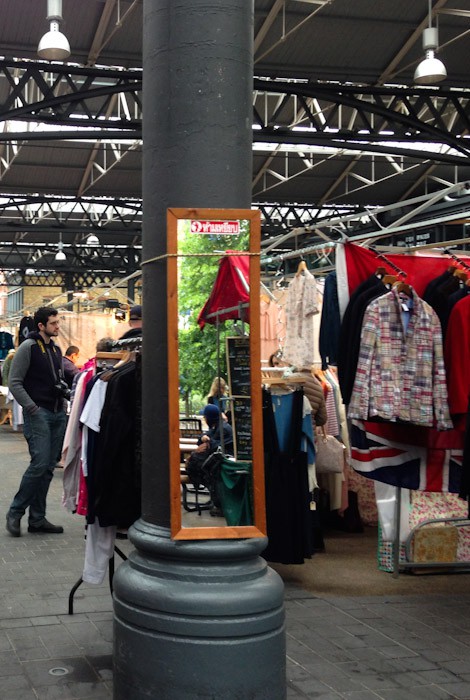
xmin=167 ymin=208 xmax=266 ymax=540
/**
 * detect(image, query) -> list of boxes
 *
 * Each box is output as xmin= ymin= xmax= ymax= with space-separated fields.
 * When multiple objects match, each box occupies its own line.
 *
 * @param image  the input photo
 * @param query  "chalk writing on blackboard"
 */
xmin=226 ymin=336 xmax=250 ymax=397
xmin=232 ymin=397 xmax=252 ymax=460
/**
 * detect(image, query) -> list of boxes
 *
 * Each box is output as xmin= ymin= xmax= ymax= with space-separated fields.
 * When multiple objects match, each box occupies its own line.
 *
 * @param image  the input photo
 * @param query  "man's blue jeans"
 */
xmin=9 ymin=407 xmax=66 ymax=526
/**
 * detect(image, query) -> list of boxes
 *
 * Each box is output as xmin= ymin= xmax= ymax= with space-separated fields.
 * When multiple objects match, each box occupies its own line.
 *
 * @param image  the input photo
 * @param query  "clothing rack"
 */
xmin=67 ymin=339 xmax=140 ymax=613
xmin=262 ymin=376 xmax=306 ymax=386
xmin=443 ymin=248 xmax=470 ymax=272
xmin=112 ymin=336 xmax=142 ymax=349
xmin=205 ymin=302 xmax=249 ymax=321
xmin=95 ymin=351 xmax=125 ymax=371
xmin=68 ymin=543 xmax=128 ymax=615
xmin=369 ymin=247 xmax=408 ymax=279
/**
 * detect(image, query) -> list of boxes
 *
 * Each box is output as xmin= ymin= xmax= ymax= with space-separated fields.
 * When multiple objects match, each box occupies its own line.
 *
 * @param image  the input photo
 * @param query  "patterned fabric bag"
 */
xmin=315 ymin=435 xmax=345 ymax=474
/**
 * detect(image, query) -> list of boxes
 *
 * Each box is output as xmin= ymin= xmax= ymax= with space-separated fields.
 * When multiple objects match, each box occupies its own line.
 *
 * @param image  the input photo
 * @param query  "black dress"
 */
xmin=262 ymin=388 xmax=312 ymax=565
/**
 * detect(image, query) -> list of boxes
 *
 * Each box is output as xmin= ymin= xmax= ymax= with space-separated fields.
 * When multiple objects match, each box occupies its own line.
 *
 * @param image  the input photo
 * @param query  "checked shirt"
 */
xmin=348 ymin=287 xmax=452 ymax=430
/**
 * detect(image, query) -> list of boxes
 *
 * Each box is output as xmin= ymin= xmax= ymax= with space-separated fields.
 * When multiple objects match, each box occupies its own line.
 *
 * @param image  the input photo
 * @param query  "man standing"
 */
xmin=6 ymin=306 xmax=67 ymax=536
xmin=63 ymin=345 xmax=80 ymax=388
xmin=120 ymin=304 xmax=142 ymax=340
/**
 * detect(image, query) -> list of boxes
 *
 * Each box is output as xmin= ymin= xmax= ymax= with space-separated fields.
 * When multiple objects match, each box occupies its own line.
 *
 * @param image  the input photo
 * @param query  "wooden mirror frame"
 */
xmin=167 ymin=207 xmax=266 ymax=540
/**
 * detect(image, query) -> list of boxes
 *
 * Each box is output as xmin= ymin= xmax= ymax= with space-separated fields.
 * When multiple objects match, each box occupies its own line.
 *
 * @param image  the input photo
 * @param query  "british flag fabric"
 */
xmin=350 ymin=419 xmax=464 ymax=493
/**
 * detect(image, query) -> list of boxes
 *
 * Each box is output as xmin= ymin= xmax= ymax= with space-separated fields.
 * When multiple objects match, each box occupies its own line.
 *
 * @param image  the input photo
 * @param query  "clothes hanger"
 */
xmin=375 ymin=266 xmax=387 ymax=277
xmin=393 ymin=280 xmax=413 ymax=298
xmin=453 ymin=269 xmax=468 ymax=281
xmin=382 ymin=274 xmax=398 ymax=287
xmin=296 ymin=260 xmax=308 ymax=277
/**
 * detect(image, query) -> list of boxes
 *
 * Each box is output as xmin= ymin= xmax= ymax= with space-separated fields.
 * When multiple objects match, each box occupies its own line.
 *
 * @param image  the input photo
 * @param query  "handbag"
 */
xmin=315 ymin=434 xmax=345 ymax=474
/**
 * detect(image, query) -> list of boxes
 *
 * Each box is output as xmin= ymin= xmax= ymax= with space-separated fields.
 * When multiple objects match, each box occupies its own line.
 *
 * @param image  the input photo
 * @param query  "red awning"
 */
xmin=197 ymin=253 xmax=250 ymax=329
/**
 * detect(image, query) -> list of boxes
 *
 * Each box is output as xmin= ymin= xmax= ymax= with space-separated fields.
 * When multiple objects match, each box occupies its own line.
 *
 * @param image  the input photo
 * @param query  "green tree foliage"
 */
xmin=177 ymin=220 xmax=250 ymax=410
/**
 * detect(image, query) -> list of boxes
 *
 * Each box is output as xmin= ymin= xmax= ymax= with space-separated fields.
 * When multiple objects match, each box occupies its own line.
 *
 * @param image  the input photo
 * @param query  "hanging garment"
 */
xmin=460 ymin=406 xmax=470 ymax=500
xmin=423 ymin=272 xmax=460 ymax=331
xmin=260 ymin=297 xmax=283 ymax=362
xmin=444 ymin=294 xmax=470 ymax=423
xmin=297 ymin=370 xmax=327 ymax=429
xmin=282 ymin=269 xmax=319 ymax=368
xmin=0 ymin=331 xmax=14 ymax=359
xmin=262 ymin=389 xmax=313 ymax=565
xmin=348 ymin=287 xmax=452 ymax=430
xmin=422 ymin=268 xmax=454 ymax=305
xmin=91 ymin=361 xmax=141 ymax=529
xmin=18 ymin=316 xmax=35 ymax=345
xmin=314 ymin=369 xmax=345 ymax=512
xmin=345 ymin=461 xmax=378 ymax=526
xmin=441 ymin=285 xmax=468 ymax=338
xmin=445 ymin=295 xmax=470 ymax=498
xmin=315 ymin=372 xmax=340 ymax=437
xmin=82 ymin=520 xmax=117 ymax=585
xmin=319 ymin=271 xmax=341 ymax=369
xmin=79 ymin=374 xmax=110 ymax=522
xmin=324 ymin=368 xmax=349 ymax=512
xmin=62 ymin=369 xmax=94 ymax=512
xmin=337 ymin=275 xmax=387 ymax=405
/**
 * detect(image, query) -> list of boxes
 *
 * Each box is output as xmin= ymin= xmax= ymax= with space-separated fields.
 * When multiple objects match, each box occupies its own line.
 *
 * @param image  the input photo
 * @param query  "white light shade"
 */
xmin=86 ymin=233 xmax=100 ymax=246
xmin=55 ymin=250 xmax=66 ymax=262
xmin=38 ymin=21 xmax=70 ymax=61
xmin=414 ymin=25 xmax=447 ymax=85
xmin=414 ymin=50 xmax=447 ymax=84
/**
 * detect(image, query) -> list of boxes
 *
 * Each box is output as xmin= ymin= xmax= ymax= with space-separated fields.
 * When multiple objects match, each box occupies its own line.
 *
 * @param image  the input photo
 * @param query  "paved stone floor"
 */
xmin=1 ymin=422 xmax=470 ymax=700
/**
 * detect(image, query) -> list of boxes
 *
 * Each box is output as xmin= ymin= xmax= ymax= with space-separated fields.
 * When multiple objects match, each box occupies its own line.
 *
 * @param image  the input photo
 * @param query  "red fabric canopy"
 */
xmin=197 ymin=253 xmax=250 ymax=329
xmin=343 ymin=241 xmax=470 ymax=297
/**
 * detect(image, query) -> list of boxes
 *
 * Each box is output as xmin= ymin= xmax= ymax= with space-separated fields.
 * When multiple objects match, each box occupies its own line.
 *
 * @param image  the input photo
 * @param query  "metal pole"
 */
xmin=113 ymin=1 xmax=286 ymax=698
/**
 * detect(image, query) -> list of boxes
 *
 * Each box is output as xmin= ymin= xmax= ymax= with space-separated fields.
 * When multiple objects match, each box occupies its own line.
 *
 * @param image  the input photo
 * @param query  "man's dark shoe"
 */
xmin=28 ymin=520 xmax=64 ymax=534
xmin=6 ymin=515 xmax=21 ymax=537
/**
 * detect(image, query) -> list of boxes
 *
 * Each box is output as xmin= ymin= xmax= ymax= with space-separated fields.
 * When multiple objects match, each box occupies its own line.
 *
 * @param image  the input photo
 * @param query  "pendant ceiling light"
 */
xmin=414 ymin=0 xmax=447 ymax=85
xmin=55 ymin=233 xmax=67 ymax=262
xmin=38 ymin=0 xmax=70 ymax=61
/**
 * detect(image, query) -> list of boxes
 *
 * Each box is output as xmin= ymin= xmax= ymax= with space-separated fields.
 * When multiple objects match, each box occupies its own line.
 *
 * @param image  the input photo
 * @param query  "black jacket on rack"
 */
xmin=88 ymin=360 xmax=141 ymax=528
xmin=337 ymin=275 xmax=387 ymax=406
xmin=319 ymin=270 xmax=341 ymax=370
xmin=262 ymin=388 xmax=312 ymax=565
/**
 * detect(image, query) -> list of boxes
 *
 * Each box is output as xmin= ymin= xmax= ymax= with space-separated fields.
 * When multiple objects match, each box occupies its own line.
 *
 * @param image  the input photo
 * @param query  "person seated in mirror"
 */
xmin=199 ymin=404 xmax=233 ymax=453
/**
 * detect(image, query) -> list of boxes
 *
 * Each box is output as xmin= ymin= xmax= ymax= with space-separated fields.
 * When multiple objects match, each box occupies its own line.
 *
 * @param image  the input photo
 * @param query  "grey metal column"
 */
xmin=112 ymin=1 xmax=286 ymax=699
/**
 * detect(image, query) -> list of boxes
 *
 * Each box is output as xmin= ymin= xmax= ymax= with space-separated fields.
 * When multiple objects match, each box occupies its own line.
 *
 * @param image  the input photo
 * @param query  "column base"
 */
xmin=113 ymin=519 xmax=286 ymax=700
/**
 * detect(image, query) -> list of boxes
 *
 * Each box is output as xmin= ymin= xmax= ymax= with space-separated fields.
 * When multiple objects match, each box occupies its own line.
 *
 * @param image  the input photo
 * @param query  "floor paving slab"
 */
xmin=1 ymin=423 xmax=470 ymax=699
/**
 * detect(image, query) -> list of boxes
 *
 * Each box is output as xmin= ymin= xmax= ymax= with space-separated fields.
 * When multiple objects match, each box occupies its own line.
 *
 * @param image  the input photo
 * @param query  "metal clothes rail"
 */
xmin=392 ymin=487 xmax=470 ymax=577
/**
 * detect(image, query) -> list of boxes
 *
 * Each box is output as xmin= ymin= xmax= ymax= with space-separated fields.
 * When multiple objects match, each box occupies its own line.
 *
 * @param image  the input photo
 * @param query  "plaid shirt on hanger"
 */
xmin=348 ymin=287 xmax=452 ymax=430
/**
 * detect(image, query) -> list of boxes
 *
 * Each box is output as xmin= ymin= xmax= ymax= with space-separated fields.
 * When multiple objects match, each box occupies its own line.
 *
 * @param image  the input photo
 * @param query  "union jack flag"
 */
xmin=350 ymin=420 xmax=464 ymax=493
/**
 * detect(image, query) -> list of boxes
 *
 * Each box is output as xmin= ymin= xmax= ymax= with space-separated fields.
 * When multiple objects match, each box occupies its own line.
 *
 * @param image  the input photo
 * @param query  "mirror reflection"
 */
xmin=176 ymin=219 xmax=254 ymax=529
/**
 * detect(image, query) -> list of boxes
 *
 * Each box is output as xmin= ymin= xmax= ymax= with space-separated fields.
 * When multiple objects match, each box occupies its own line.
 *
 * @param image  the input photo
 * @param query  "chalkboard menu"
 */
xmin=226 ymin=336 xmax=252 ymax=459
xmin=226 ymin=336 xmax=250 ymax=397
xmin=232 ymin=398 xmax=252 ymax=460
